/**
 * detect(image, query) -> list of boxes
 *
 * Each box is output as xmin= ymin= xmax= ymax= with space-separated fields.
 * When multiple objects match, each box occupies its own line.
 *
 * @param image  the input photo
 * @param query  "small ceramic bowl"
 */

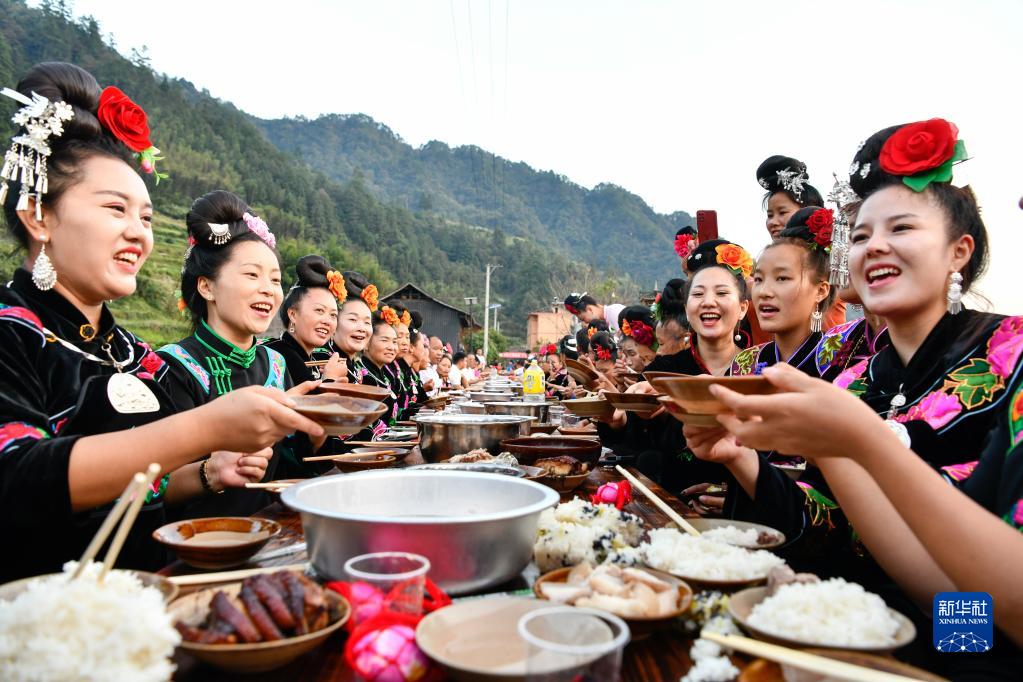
xmin=290 ymin=394 xmax=388 ymax=436
xmin=533 ymin=566 xmax=693 ymax=639
xmin=169 ymin=580 xmax=350 ymax=673
xmin=351 ymin=446 xmax=411 ymax=462
xmin=728 ymin=586 xmax=917 ymax=654
xmin=152 ymin=517 xmax=280 ymax=570
xmin=331 ymin=452 xmax=397 ymax=473
xmin=536 ymin=470 xmax=590 ymax=493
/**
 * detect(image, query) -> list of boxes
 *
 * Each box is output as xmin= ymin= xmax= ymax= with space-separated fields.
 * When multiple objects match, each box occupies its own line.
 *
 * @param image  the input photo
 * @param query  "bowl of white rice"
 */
xmin=729 ymin=579 xmax=916 ymax=653
xmin=0 ymin=561 xmax=181 ymax=681
xmin=640 ymin=528 xmax=786 ymax=590
xmin=686 ymin=519 xmax=786 ymax=549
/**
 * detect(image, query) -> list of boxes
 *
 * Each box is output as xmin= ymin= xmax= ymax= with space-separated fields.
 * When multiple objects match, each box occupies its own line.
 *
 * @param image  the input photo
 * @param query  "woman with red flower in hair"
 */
xmin=686 ymin=120 xmax=1023 ymax=677
xmin=0 ymin=63 xmax=323 ymax=580
xmin=616 ymin=305 xmax=658 ymax=376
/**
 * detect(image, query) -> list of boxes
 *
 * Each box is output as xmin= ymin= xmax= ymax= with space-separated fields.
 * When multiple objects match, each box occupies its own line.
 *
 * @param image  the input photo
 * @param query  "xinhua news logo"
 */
xmin=933 ymin=592 xmax=993 ymax=653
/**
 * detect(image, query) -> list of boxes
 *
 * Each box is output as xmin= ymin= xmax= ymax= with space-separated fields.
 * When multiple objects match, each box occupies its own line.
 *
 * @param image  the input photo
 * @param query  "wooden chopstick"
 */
xmin=700 ymin=632 xmax=923 ymax=682
xmin=615 ymin=465 xmax=701 ymax=537
xmin=168 ymin=562 xmax=307 ymax=586
xmin=101 ymin=463 xmax=161 ymax=580
xmin=73 ymin=472 xmax=146 ymax=579
xmin=344 ymin=440 xmax=418 ymax=447
xmin=303 ymin=450 xmax=398 ymax=462
xmin=304 ymin=360 xmax=330 ymax=367
xmin=244 ymin=481 xmax=296 ymax=489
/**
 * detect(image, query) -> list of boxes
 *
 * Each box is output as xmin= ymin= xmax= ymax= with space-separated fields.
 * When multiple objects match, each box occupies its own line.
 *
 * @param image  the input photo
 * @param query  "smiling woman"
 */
xmin=157 ymin=190 xmax=323 ymax=518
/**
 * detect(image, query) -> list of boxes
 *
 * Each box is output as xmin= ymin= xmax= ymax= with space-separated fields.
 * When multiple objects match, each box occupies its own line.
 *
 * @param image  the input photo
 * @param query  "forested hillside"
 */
xmin=0 ymin=0 xmax=637 ymax=343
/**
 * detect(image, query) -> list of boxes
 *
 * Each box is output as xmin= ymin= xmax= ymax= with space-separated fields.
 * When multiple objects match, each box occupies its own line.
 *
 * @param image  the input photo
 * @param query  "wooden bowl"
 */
xmin=332 ymin=452 xmax=397 ymax=473
xmin=686 ymin=518 xmax=786 ymax=550
xmin=424 ymin=395 xmax=450 ymax=409
xmin=318 ymin=382 xmax=391 ymax=401
xmin=415 ymin=597 xmax=554 ymax=681
xmin=728 ymin=586 xmax=917 ymax=654
xmin=536 ymin=470 xmax=590 ymax=493
xmin=602 ymin=391 xmax=661 ymax=413
xmin=290 ymin=394 xmax=388 ymax=436
xmin=152 ymin=517 xmax=280 ymax=570
xmin=561 ymin=396 xmax=613 ymax=419
xmin=498 ymin=436 xmax=603 ymax=466
xmin=557 ymin=425 xmax=599 ymax=436
xmin=649 ymin=376 xmax=775 ymax=415
xmin=0 ymin=570 xmax=179 ymax=604
xmin=533 ymin=566 xmax=692 ymax=639
xmin=351 ymin=446 xmax=411 ymax=462
xmin=642 ymin=371 xmax=687 ymax=382
xmin=564 ymin=358 xmax=600 ymax=387
xmin=657 ymin=395 xmax=721 ymax=426
xmin=529 ymin=423 xmax=558 ymax=435
xmin=169 ymin=580 xmax=350 ymax=673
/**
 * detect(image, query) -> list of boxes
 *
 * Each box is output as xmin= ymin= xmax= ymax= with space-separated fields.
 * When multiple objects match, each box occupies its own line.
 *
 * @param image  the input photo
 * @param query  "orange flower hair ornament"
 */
xmin=620 ymin=320 xmax=632 ymax=337
xmin=381 ymin=306 xmax=400 ymax=326
xmin=587 ymin=327 xmax=597 ymax=340
xmin=714 ymin=243 xmax=754 ymax=279
xmin=326 ymin=270 xmax=347 ymax=302
xmin=400 ymin=310 xmax=412 ymax=327
xmin=361 ymin=284 xmax=379 ymax=311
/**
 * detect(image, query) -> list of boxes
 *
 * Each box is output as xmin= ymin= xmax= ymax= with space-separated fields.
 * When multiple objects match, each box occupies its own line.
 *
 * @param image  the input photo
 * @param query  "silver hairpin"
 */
xmin=859 ymin=163 xmax=871 ymax=179
xmin=758 ymin=177 xmax=770 ymax=190
xmin=849 ymin=161 xmax=860 ymax=177
xmin=827 ymin=173 xmax=859 ymax=287
xmin=775 ymin=168 xmax=807 ymax=200
xmin=0 ymin=88 xmax=75 ymax=218
xmin=208 ymin=222 xmax=231 ymax=245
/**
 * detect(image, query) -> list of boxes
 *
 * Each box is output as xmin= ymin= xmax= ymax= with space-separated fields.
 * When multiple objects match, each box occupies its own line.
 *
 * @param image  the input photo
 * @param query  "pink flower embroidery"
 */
xmin=834 ymin=359 xmax=868 ymax=390
xmin=897 ymin=390 xmax=962 ymax=430
xmin=940 ymin=460 xmax=978 ymax=482
xmin=987 ymin=316 xmax=1023 ymax=379
xmin=139 ymin=350 xmax=165 ymax=375
xmin=0 ymin=305 xmax=43 ymax=329
xmin=0 ymin=422 xmax=48 ymax=452
xmin=1014 ymin=501 xmax=1023 ymax=527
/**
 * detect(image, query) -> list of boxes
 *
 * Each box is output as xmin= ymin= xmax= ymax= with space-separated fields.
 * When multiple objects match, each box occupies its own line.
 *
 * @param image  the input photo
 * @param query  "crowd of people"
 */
xmin=0 ymin=60 xmax=1020 ymax=677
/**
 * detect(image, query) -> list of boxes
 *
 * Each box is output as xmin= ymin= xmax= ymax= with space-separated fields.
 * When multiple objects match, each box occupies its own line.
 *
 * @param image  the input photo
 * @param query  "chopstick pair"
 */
xmin=614 ymin=465 xmax=702 ymax=537
xmin=302 ymin=450 xmax=399 ymax=462
xmin=700 ymin=632 xmax=923 ymax=682
xmin=73 ymin=463 xmax=162 ymax=580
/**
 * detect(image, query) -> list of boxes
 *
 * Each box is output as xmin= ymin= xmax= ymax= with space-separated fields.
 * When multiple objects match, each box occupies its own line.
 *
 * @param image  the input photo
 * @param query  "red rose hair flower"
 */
xmin=629 ymin=320 xmax=655 ymax=347
xmin=806 ymin=208 xmax=834 ymax=248
xmin=97 ymin=86 xmax=152 ymax=152
xmin=595 ymin=346 xmax=612 ymax=362
xmin=880 ymin=119 xmax=958 ymax=176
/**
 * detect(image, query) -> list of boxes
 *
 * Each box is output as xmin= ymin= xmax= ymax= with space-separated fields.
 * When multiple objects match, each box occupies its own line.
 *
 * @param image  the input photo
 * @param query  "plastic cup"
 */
xmin=518 ymin=606 xmax=630 ymax=681
xmin=343 ymin=551 xmax=430 ymax=625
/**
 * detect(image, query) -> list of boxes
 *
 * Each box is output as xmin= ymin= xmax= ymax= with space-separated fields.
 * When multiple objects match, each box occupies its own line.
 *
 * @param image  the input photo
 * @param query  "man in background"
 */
xmin=449 ymin=352 xmax=470 ymax=389
xmin=419 ymin=336 xmax=445 ymax=397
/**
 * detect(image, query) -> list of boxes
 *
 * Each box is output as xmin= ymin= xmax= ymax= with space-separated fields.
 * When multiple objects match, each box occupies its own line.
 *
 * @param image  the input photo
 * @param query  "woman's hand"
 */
xmin=682 ymin=424 xmax=750 ymax=465
xmin=201 ymin=386 xmax=325 ymax=453
xmin=711 ymin=363 xmax=879 ymax=460
xmin=681 ymin=482 xmax=726 ymax=516
xmin=422 ymin=378 xmax=435 ymax=392
xmin=322 ymin=353 xmax=348 ymax=382
xmin=625 ymin=381 xmax=665 ymax=419
xmin=206 ymin=448 xmax=273 ymax=489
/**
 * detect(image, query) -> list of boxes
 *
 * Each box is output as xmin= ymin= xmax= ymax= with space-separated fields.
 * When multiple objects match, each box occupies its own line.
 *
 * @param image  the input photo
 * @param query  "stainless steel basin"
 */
xmin=414 ymin=413 xmax=533 ymax=462
xmin=281 ymin=471 xmax=559 ymax=594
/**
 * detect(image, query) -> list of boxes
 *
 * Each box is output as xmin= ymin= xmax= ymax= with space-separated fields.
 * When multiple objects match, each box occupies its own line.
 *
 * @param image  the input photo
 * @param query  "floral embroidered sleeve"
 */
xmin=0 ymin=306 xmax=83 ymax=528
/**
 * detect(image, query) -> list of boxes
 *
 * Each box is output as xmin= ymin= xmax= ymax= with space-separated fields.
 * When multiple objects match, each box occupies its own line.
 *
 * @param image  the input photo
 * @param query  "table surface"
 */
xmin=164 ymin=447 xmax=715 ymax=682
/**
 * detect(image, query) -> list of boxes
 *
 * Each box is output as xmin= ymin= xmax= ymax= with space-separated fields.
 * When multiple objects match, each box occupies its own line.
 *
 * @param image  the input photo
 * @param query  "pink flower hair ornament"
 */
xmin=242 ymin=212 xmax=276 ymax=249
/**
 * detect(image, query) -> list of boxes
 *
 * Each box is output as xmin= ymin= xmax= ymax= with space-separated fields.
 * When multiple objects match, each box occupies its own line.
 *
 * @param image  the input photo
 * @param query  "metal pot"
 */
xmin=413 ymin=413 xmax=533 ymax=462
xmin=483 ymin=401 xmax=550 ymax=423
xmin=469 ymin=391 xmax=516 ymax=403
xmin=457 ymin=402 xmax=487 ymax=415
xmin=282 ymin=471 xmax=559 ymax=594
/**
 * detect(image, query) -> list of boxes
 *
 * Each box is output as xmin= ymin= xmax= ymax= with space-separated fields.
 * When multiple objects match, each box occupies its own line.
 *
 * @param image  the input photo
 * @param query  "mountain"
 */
xmin=0 ymin=0 xmax=628 ymax=343
xmin=255 ymin=114 xmax=693 ymax=281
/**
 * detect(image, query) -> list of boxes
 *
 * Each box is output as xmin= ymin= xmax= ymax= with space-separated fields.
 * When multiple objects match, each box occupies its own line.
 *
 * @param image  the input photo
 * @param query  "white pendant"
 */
xmin=107 ymin=373 xmax=159 ymax=414
xmin=886 ymin=419 xmax=912 ymax=448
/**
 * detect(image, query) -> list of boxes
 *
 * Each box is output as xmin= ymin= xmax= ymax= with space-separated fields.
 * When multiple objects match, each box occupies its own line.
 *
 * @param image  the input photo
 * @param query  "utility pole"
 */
xmin=483 ymin=264 xmax=500 ymax=363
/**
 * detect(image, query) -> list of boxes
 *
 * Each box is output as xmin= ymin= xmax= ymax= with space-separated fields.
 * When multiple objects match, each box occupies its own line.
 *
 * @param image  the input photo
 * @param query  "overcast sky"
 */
xmin=62 ymin=0 xmax=1022 ymax=311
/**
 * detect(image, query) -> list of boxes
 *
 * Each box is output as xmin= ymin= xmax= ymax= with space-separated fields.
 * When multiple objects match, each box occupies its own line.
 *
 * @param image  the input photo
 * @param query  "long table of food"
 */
xmin=162 ymin=455 xmax=708 ymax=681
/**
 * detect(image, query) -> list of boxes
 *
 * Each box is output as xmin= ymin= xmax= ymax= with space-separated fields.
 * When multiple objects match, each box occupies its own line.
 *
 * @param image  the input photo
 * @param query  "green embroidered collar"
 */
xmin=194 ymin=321 xmax=259 ymax=396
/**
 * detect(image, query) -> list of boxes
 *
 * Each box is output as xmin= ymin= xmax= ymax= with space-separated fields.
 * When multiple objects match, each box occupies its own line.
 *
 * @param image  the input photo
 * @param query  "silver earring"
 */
xmin=288 ymin=324 xmax=296 ymax=334
xmin=947 ymin=271 xmax=963 ymax=315
xmin=810 ymin=307 xmax=823 ymax=333
xmin=32 ymin=241 xmax=57 ymax=291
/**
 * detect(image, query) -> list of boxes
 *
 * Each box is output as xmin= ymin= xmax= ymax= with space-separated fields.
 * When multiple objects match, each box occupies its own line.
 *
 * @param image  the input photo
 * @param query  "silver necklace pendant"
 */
xmin=890 ymin=393 xmax=907 ymax=409
xmin=107 ymin=372 xmax=160 ymax=414
xmin=886 ymin=419 xmax=912 ymax=448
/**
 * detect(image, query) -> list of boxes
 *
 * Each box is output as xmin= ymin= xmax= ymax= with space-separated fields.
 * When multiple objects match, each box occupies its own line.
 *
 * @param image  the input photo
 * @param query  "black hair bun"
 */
xmin=575 ymin=328 xmax=591 ymax=354
xmin=779 ymin=206 xmax=827 ymax=245
xmin=558 ymin=334 xmax=578 ymax=360
xmin=341 ymin=270 xmax=375 ymax=303
xmin=16 ymin=62 xmax=105 ymax=144
xmin=618 ymin=305 xmax=655 ymax=332
xmin=186 ymin=190 xmax=251 ymax=247
xmin=409 ymin=310 xmax=424 ymax=331
xmin=756 ymin=154 xmax=823 ymax=206
xmin=676 ymin=226 xmax=695 ymax=237
xmin=659 ymin=278 xmax=687 ymax=319
xmin=564 ymin=293 xmax=596 ymax=313
xmin=589 ymin=331 xmax=617 ymax=360
xmin=295 ymin=255 xmax=331 ymax=288
xmin=685 ymin=239 xmax=727 ymax=274
xmin=848 ymin=124 xmax=905 ymax=199
xmin=586 ymin=319 xmax=609 ymax=334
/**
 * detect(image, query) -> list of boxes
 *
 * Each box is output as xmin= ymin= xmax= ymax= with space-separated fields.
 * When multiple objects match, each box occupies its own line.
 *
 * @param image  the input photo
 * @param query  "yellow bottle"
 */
xmin=522 ymin=359 xmax=545 ymax=401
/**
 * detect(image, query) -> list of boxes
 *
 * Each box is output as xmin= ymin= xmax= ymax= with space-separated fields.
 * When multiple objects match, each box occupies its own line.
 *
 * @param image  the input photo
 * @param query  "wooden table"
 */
xmin=165 ymin=451 xmax=707 ymax=681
